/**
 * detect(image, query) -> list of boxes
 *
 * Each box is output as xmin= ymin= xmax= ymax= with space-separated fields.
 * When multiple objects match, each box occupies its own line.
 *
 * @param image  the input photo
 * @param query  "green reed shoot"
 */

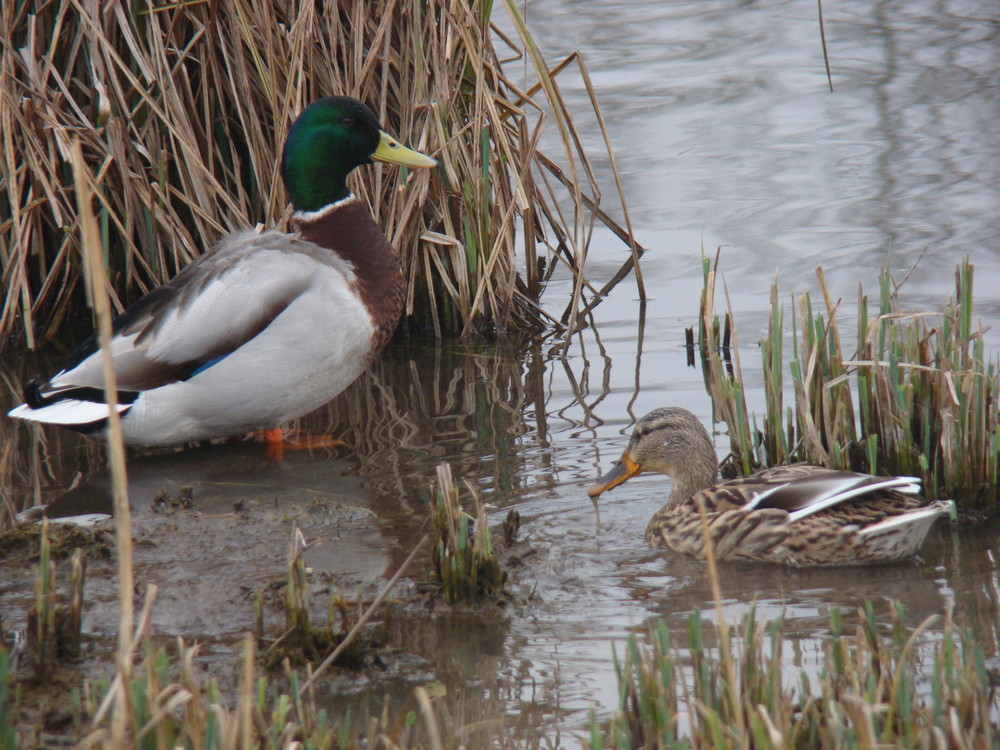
xmin=64 ymin=549 xmax=86 ymax=661
xmin=284 ymin=530 xmax=312 ymax=639
xmin=263 ymin=529 xmax=371 ymax=669
xmin=0 ymin=648 xmax=12 ymax=750
xmin=431 ymin=463 xmax=507 ymax=604
xmin=19 ymin=523 xmax=88 ymax=685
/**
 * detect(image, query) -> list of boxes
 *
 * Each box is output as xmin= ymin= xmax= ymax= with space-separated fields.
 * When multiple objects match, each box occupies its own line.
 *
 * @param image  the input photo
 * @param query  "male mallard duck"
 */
xmin=588 ymin=407 xmax=954 ymax=566
xmin=8 ymin=96 xmax=436 ymax=450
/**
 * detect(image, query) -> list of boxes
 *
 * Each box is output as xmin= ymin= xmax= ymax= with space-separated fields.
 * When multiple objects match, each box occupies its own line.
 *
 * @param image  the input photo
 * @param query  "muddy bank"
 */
xmin=3 ymin=443 xmax=393 ymax=641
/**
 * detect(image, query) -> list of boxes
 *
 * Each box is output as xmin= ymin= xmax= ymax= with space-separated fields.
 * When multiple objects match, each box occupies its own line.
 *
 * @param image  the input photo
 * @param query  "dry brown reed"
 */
xmin=699 ymin=255 xmax=998 ymax=509
xmin=70 ymin=135 xmax=137 ymax=746
xmin=1 ymin=0 xmax=640 ymax=347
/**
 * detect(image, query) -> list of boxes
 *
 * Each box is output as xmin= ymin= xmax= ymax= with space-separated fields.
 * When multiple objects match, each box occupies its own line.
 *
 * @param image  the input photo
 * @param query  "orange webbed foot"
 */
xmin=261 ymin=428 xmax=343 ymax=460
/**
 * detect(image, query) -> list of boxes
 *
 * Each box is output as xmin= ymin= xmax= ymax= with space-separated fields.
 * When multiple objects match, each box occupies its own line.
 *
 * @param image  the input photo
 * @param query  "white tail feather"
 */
xmin=8 ymin=400 xmax=129 ymax=426
xmin=856 ymin=501 xmax=954 ymax=559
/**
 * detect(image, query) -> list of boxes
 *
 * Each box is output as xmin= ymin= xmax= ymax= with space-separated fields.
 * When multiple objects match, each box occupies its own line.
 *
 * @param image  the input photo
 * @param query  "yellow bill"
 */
xmin=373 ymin=130 xmax=437 ymax=168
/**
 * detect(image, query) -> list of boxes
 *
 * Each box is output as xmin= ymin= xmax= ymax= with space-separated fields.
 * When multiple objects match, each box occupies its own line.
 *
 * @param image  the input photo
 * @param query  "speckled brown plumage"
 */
xmin=589 ymin=407 xmax=954 ymax=566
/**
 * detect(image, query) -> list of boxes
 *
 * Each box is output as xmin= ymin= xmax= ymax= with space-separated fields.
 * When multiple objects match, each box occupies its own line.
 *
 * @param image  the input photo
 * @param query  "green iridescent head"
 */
xmin=280 ymin=96 xmax=437 ymax=212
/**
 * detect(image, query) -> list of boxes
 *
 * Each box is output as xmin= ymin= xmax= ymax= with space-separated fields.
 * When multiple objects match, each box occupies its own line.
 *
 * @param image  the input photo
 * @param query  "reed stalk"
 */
xmin=262 ymin=527 xmax=405 ymax=671
xmin=694 ymin=495 xmax=745 ymax=748
xmin=296 ymin=534 xmax=426 ymax=690
xmin=64 ymin=548 xmax=86 ymax=660
xmin=29 ymin=518 xmax=56 ymax=682
xmin=71 ymin=138 xmax=135 ymax=747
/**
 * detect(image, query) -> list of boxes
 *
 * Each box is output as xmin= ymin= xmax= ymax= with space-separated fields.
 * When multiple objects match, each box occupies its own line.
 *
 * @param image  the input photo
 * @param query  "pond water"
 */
xmin=2 ymin=0 xmax=999 ymax=745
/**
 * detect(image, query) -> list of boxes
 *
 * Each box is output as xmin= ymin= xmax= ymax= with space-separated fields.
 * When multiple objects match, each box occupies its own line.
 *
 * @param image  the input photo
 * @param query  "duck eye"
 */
xmin=341 ymin=116 xmax=354 ymax=126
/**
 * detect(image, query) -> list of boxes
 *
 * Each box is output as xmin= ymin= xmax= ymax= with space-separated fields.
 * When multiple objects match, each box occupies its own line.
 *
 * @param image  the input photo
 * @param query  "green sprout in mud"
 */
xmin=259 ymin=530 xmax=372 ymax=670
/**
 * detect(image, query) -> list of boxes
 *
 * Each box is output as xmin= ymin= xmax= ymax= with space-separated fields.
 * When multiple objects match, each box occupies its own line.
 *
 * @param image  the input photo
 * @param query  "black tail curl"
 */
xmin=24 ymin=376 xmax=50 ymax=409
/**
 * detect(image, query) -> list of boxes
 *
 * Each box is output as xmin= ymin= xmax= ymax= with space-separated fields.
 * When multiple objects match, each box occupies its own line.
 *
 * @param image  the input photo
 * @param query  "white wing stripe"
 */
xmin=788 ymin=477 xmax=924 ymax=523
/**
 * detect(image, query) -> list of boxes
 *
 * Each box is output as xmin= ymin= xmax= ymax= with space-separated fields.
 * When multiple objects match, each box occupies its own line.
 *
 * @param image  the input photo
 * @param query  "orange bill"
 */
xmin=587 ymin=453 xmax=643 ymax=499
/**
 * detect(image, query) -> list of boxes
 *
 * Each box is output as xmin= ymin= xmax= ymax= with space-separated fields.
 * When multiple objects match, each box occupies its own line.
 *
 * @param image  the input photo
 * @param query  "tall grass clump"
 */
xmin=258 ymin=529 xmax=379 ymax=670
xmin=71 ymin=630 xmax=502 ymax=749
xmin=431 ymin=463 xmax=507 ymax=604
xmin=25 ymin=521 xmax=87 ymax=682
xmin=699 ymin=255 xmax=998 ymax=509
xmin=592 ymin=600 xmax=996 ymax=748
xmin=74 ymin=634 xmax=369 ymax=748
xmin=1 ymin=0 xmax=640 ymax=346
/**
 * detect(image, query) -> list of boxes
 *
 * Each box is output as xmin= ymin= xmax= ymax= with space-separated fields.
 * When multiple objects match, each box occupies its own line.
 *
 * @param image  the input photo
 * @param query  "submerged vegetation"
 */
xmin=699 ymin=255 xmax=999 ymax=510
xmin=1 ymin=0 xmax=639 ymax=346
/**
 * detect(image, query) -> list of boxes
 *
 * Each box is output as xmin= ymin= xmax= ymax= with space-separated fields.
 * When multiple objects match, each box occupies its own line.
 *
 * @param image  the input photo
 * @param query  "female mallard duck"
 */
xmin=8 ymin=96 xmax=436 ymax=450
xmin=588 ymin=407 xmax=954 ymax=566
